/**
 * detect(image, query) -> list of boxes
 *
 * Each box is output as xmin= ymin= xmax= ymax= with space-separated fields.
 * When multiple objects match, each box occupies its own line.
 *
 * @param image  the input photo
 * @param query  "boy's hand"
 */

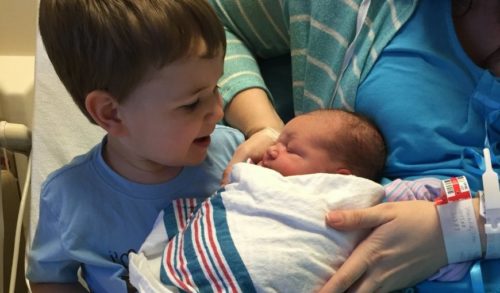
xmin=320 ymin=200 xmax=447 ymax=293
xmin=221 ymin=127 xmax=279 ymax=185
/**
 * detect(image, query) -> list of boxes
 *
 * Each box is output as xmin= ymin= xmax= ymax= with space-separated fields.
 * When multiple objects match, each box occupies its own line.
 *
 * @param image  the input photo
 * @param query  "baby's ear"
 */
xmin=85 ymin=90 xmax=126 ymax=136
xmin=336 ymin=168 xmax=352 ymax=176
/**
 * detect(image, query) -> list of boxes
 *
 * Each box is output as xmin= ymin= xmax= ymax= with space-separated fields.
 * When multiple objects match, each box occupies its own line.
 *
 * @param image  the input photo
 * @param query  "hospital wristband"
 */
xmin=435 ymin=177 xmax=482 ymax=263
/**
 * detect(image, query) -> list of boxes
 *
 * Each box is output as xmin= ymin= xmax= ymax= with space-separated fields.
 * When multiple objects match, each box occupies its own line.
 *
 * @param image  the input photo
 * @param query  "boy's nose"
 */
xmin=209 ymin=94 xmax=224 ymax=122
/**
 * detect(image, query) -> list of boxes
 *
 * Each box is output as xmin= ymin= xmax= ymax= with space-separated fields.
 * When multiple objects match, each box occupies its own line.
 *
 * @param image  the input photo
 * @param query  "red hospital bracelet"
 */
xmin=435 ymin=176 xmax=482 ymax=263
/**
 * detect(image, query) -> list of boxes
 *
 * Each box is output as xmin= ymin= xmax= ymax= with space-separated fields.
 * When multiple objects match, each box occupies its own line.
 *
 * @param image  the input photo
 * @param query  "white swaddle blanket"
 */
xmin=129 ymin=163 xmax=384 ymax=292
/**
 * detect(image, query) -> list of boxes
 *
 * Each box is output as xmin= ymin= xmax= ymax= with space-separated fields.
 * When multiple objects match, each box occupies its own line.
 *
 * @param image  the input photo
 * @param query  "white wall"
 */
xmin=0 ymin=0 xmax=37 ymax=127
xmin=0 ymin=0 xmax=37 ymax=191
xmin=0 ymin=56 xmax=35 ymax=127
xmin=0 ymin=1 xmax=37 ymax=292
xmin=0 ymin=0 xmax=37 ymax=56
xmin=0 ymin=0 xmax=36 ymax=210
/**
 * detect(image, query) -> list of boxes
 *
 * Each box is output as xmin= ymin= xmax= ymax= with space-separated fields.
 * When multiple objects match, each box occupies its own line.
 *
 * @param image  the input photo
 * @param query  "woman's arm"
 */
xmin=205 ymin=0 xmax=290 ymax=183
xmin=224 ymin=88 xmax=284 ymax=139
xmin=319 ymin=199 xmax=486 ymax=292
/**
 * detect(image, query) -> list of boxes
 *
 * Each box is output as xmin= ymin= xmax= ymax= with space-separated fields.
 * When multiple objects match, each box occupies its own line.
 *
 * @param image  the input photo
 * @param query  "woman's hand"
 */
xmin=221 ymin=127 xmax=279 ymax=185
xmin=320 ymin=200 xmax=448 ymax=293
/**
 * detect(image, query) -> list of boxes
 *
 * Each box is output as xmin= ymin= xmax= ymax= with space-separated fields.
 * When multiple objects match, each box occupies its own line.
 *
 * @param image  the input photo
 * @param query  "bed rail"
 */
xmin=0 ymin=121 xmax=31 ymax=293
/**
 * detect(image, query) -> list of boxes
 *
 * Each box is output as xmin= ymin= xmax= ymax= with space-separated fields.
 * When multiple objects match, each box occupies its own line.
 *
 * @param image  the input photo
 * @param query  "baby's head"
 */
xmin=260 ymin=109 xmax=386 ymax=181
xmin=39 ymin=0 xmax=225 ymax=123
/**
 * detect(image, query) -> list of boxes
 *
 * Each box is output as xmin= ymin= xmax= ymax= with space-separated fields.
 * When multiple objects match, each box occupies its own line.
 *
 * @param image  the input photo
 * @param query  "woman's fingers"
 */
xmin=320 ymin=205 xmax=393 ymax=293
xmin=321 ymin=201 xmax=447 ymax=292
xmin=318 ymin=251 xmax=369 ymax=293
xmin=325 ymin=204 xmax=392 ymax=230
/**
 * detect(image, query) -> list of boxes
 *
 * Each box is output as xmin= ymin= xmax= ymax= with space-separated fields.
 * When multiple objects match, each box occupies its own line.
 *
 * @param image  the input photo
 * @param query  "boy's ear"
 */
xmin=85 ymin=90 xmax=126 ymax=136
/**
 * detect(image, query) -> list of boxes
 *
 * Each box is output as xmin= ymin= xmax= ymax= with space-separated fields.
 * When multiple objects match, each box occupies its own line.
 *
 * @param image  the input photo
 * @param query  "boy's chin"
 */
xmin=185 ymin=153 xmax=208 ymax=166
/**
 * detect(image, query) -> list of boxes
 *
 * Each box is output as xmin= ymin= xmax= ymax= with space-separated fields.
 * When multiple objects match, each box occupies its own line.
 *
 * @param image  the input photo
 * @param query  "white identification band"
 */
xmin=481 ymin=148 xmax=500 ymax=259
xmin=435 ymin=177 xmax=482 ymax=263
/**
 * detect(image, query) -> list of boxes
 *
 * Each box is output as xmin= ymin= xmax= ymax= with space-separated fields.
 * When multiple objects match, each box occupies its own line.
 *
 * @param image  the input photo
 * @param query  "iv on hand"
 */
xmin=482 ymin=148 xmax=500 ymax=215
xmin=482 ymin=148 xmax=500 ymax=259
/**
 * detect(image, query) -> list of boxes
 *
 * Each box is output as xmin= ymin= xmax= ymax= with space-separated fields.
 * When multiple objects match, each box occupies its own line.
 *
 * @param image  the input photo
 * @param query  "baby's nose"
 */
xmin=267 ymin=148 xmax=278 ymax=160
xmin=267 ymin=143 xmax=283 ymax=160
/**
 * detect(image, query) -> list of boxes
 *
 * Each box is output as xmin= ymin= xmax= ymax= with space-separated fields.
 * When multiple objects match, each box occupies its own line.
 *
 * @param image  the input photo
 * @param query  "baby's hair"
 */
xmin=39 ymin=0 xmax=226 ymax=123
xmin=309 ymin=109 xmax=387 ymax=181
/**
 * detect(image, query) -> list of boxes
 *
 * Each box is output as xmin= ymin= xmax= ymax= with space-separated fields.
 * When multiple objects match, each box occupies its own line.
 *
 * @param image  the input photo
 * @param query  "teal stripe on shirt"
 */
xmin=209 ymin=0 xmax=418 ymax=113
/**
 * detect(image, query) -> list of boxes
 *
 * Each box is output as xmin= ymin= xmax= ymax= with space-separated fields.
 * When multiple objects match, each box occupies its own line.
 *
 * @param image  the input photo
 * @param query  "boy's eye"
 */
xmin=182 ymin=99 xmax=200 ymax=110
xmin=213 ymin=85 xmax=220 ymax=94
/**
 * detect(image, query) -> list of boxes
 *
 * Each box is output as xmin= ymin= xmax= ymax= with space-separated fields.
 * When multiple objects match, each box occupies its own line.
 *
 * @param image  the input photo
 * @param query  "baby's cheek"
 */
xmin=278 ymin=161 xmax=308 ymax=176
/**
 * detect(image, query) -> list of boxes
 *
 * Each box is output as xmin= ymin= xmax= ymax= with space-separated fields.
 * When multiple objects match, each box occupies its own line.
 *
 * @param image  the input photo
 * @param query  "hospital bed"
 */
xmin=3 ymin=26 xmax=103 ymax=293
xmin=1 ymin=122 xmax=31 ymax=293
xmin=10 ymin=6 xmax=498 ymax=293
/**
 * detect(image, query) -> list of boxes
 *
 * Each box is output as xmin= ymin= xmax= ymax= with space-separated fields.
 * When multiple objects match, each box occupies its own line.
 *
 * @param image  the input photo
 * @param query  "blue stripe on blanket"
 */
xmin=210 ymin=190 xmax=256 ymax=292
xmin=163 ymin=200 xmax=181 ymax=241
xmin=160 ymin=189 xmax=256 ymax=292
xmin=198 ymin=197 xmax=231 ymax=292
xmin=160 ymin=199 xmax=186 ymax=291
xmin=160 ymin=238 xmax=190 ymax=293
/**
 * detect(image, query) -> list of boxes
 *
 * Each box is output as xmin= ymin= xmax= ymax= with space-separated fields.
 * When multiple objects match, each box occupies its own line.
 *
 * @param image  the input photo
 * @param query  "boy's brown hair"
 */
xmin=311 ymin=109 xmax=387 ymax=181
xmin=39 ymin=0 xmax=226 ymax=123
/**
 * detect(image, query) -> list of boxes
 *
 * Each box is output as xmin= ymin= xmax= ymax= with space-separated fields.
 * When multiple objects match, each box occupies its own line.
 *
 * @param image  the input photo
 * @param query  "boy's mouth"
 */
xmin=193 ymin=135 xmax=211 ymax=147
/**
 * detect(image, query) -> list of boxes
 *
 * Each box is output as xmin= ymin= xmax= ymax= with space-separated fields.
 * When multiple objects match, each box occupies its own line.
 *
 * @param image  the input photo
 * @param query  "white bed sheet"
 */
xmin=30 ymin=28 xmax=104 ymax=243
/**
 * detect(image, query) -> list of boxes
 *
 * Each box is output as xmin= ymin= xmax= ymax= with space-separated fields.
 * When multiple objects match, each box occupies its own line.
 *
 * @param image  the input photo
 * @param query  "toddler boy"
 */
xmin=28 ymin=0 xmax=243 ymax=291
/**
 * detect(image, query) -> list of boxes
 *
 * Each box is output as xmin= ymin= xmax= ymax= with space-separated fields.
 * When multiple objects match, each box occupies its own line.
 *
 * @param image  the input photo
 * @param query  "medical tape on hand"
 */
xmin=435 ymin=176 xmax=482 ymax=263
xmin=261 ymin=127 xmax=280 ymax=141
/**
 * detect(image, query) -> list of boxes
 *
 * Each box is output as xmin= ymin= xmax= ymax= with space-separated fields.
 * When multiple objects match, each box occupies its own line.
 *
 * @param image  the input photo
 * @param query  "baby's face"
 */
xmin=260 ymin=115 xmax=338 ymax=176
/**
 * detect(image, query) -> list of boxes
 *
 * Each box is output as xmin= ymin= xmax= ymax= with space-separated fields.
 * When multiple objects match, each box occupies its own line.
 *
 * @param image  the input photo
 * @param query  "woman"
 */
xmin=209 ymin=0 xmax=500 ymax=291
